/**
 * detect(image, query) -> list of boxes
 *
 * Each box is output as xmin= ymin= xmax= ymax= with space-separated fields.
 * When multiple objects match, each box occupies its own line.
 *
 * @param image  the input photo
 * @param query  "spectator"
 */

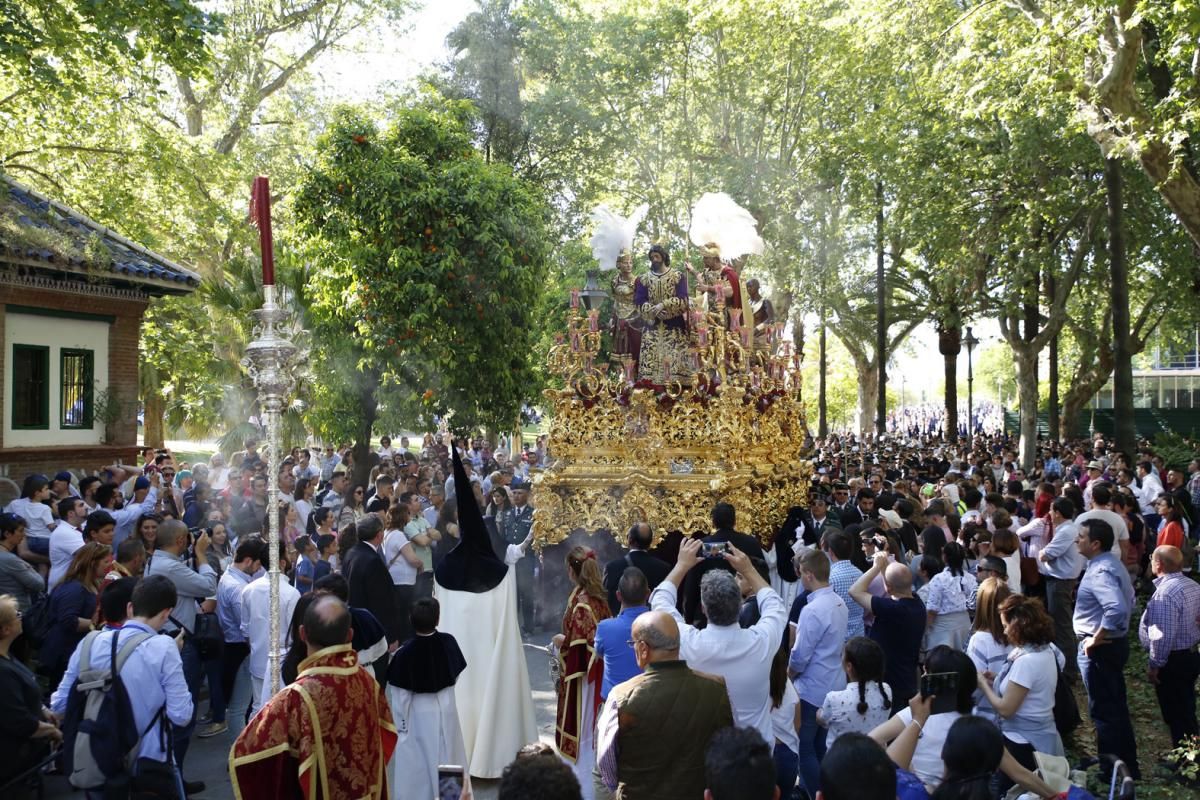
xmin=143 ymin=519 xmax=217 ymax=777
xmin=49 ymin=576 xmax=194 ymax=796
xmin=343 ymin=515 xmax=402 ymax=655
xmin=311 ymin=573 xmax=389 ymax=680
xmin=0 ymin=593 xmax=61 ymax=791
xmin=233 ymin=475 xmax=269 ymax=537
xmin=976 ymin=594 xmax=1065 ymax=781
xmin=849 ymin=551 xmax=926 ymax=713
xmin=205 ymin=521 xmax=233 ymax=576
xmin=292 ymin=536 xmax=319 ymax=593
xmin=597 ymin=610 xmax=733 ymax=799
xmin=768 ymin=643 xmax=800 ymax=799
xmin=40 ymin=541 xmax=109 ymax=690
xmin=500 ymin=743 xmax=583 ymax=800
xmin=923 ymin=541 xmax=976 ymax=650
xmin=1073 ymin=518 xmax=1139 ymax=779
xmin=202 ymin=536 xmax=265 ymax=739
xmin=594 ymin=566 xmax=650 ymax=702
xmin=965 ymin=576 xmax=1012 ymax=724
xmin=96 ymin=575 xmax=136 ymax=628
xmin=817 ymin=733 xmax=895 ymax=800
xmin=1076 ymin=484 xmax=1131 ymax=561
xmin=402 ymin=491 xmax=440 ymax=600
xmin=989 ymin=529 xmax=1021 ymax=595
xmin=818 ymin=637 xmax=892 ymax=747
xmin=48 ymin=496 xmax=87 ymax=588
xmin=1154 ymin=494 xmax=1187 ymax=550
xmin=105 ymin=537 xmax=146 ymax=583
xmin=240 ymin=539 xmax=299 ymax=713
xmin=1138 ymin=545 xmax=1200 ymax=745
xmin=0 ymin=514 xmax=42 ymax=611
xmin=383 ymin=504 xmax=422 ymax=643
xmin=133 ymin=513 xmax=161 ymax=556
xmin=98 ymin=473 xmax=160 ymax=548
xmin=789 ymin=548 xmax=848 ymax=797
xmin=681 ymin=503 xmax=766 ymax=624
xmin=823 ymin=530 xmax=864 ymax=640
xmin=651 ymin=538 xmax=786 ymax=746
xmin=929 ymin=716 xmax=1005 ymax=800
xmin=603 ymin=522 xmax=670 ymax=615
xmin=337 ymin=484 xmax=367 ymax=533
xmin=5 ymin=475 xmax=54 ymax=569
xmin=703 ymin=726 xmax=777 ymax=800
xmin=1039 ymin=497 xmax=1083 ymax=677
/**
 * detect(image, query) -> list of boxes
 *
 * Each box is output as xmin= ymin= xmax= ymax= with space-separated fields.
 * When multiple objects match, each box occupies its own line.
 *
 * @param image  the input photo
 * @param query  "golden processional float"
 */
xmin=530 ymin=194 xmax=812 ymax=550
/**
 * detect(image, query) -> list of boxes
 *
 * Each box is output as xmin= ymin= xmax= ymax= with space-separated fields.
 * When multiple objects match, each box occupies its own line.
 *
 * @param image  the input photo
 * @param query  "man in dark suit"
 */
xmin=603 ymin=522 xmax=671 ymax=614
xmin=682 ymin=502 xmax=766 ymax=624
xmin=341 ymin=515 xmax=400 ymax=679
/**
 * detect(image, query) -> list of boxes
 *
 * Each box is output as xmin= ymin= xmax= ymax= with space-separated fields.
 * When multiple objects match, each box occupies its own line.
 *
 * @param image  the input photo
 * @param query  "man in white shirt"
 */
xmin=240 ymin=541 xmax=300 ymax=714
xmin=1075 ymin=484 xmax=1130 ymax=561
xmin=200 ymin=538 xmax=265 ymax=738
xmin=649 ymin=537 xmax=786 ymax=746
xmin=1137 ymin=460 xmax=1166 ymax=523
xmin=48 ymin=497 xmax=88 ymax=587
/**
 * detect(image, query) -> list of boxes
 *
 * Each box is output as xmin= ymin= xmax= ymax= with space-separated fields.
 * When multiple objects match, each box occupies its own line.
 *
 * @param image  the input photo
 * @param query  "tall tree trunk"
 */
xmin=1107 ymin=157 xmax=1136 ymax=455
xmin=856 ymin=355 xmax=879 ymax=438
xmin=143 ymin=382 xmax=165 ymax=449
xmin=1046 ymin=275 xmax=1060 ymax=441
xmin=938 ymin=325 xmax=961 ymax=441
xmin=351 ymin=368 xmax=380 ymax=489
xmin=818 ymin=303 xmax=828 ymax=438
xmin=1015 ymin=349 xmax=1040 ymax=468
xmin=875 ymin=180 xmax=886 ymax=436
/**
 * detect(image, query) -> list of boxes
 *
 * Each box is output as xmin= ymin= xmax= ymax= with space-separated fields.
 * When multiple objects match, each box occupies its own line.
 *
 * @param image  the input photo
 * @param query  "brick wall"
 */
xmin=0 ymin=445 xmax=140 ymax=478
xmin=0 ymin=280 xmax=148 ymax=466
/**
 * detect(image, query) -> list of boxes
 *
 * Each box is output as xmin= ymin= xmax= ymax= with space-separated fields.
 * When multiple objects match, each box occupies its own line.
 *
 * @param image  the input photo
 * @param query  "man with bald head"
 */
xmin=231 ymin=595 xmax=397 ymax=798
xmin=1138 ymin=545 xmax=1200 ymax=744
xmin=849 ymin=551 xmax=926 ymax=713
xmin=596 ymin=609 xmax=734 ymax=800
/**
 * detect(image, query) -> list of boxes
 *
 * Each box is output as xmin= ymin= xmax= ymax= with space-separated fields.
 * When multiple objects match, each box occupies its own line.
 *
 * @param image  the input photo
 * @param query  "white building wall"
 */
xmin=4 ymin=312 xmax=109 ymax=447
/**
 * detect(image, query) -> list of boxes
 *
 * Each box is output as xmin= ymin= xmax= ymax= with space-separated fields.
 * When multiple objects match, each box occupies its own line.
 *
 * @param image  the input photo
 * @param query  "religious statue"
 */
xmin=746 ymin=277 xmax=775 ymax=361
xmin=589 ymin=203 xmax=648 ymax=371
xmin=610 ymin=249 xmax=642 ymax=366
xmin=634 ymin=245 xmax=693 ymax=384
xmin=688 ymin=192 xmax=764 ymax=351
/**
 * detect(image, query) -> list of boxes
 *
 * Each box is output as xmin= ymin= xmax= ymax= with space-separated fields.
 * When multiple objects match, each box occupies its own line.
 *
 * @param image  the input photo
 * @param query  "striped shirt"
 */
xmin=1138 ymin=572 xmax=1200 ymax=668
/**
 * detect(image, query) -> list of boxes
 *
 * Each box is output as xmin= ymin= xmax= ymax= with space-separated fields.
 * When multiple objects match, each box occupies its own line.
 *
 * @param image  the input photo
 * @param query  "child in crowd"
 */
xmin=819 ymin=637 xmax=892 ymax=746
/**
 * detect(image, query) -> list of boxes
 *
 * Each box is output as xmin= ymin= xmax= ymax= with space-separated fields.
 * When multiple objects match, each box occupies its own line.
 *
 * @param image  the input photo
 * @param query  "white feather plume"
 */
xmin=589 ymin=203 xmax=648 ymax=270
xmin=688 ymin=192 xmax=764 ymax=259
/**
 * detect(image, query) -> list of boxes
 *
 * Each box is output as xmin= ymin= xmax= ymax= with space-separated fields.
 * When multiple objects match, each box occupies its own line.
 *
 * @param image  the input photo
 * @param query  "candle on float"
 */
xmin=250 ymin=176 xmax=275 ymax=286
xmin=698 ymin=328 xmax=708 ymax=348
xmin=730 ymin=310 xmax=742 ymax=331
xmin=588 ymin=309 xmax=600 ymax=332
xmin=570 ymin=332 xmax=581 ymax=352
xmin=623 ymin=358 xmax=635 ymax=382
xmin=662 ymin=356 xmax=672 ymax=383
xmin=570 ymin=289 xmax=580 ymax=309
xmin=741 ymin=328 xmax=751 ymax=348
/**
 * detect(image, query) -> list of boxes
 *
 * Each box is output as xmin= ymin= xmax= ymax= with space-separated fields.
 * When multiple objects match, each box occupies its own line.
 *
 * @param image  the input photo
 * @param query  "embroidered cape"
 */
xmin=555 ymin=586 xmax=611 ymax=762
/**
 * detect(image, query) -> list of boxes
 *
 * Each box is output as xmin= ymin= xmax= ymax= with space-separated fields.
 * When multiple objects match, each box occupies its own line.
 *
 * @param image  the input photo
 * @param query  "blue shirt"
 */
xmin=1138 ymin=572 xmax=1200 ymax=667
xmin=216 ymin=564 xmax=259 ymax=643
xmin=294 ymin=557 xmax=317 ymax=592
xmin=829 ymin=560 xmax=864 ymax=640
xmin=789 ymin=585 xmax=849 ymax=706
xmin=109 ymin=489 xmax=158 ymax=548
xmin=50 ymin=620 xmax=193 ymax=763
xmin=1074 ymin=552 xmax=1134 ymax=637
xmin=594 ymin=605 xmax=648 ymax=699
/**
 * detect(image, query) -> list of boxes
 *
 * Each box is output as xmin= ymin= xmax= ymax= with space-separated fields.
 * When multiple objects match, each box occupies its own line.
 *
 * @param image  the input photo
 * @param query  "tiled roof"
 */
xmin=0 ymin=174 xmax=200 ymax=295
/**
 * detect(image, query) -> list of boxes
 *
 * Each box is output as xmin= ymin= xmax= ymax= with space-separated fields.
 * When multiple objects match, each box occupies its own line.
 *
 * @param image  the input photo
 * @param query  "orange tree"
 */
xmin=293 ymin=100 xmax=552 ymax=480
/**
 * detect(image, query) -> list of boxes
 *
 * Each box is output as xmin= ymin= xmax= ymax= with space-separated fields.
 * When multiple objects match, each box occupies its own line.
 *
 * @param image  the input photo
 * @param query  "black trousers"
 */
xmin=220 ymin=641 xmax=250 ymax=704
xmin=1155 ymin=648 xmax=1200 ymax=745
xmin=393 ymin=584 xmax=415 ymax=644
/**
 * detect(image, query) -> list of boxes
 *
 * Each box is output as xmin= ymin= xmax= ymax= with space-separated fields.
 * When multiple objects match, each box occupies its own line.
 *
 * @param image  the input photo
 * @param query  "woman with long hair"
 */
xmin=924 ymin=542 xmax=976 ymax=650
xmin=135 ymin=514 xmax=161 ymax=556
xmin=966 ymin=577 xmax=1013 ymax=724
xmin=206 ymin=521 xmax=233 ymax=576
xmin=768 ymin=640 xmax=800 ymax=798
xmin=293 ymin=477 xmax=315 ymax=534
xmin=976 ymin=594 xmax=1065 ymax=774
xmin=40 ymin=542 xmax=110 ymax=690
xmin=337 ymin=485 xmax=367 ymax=532
xmin=552 ymin=545 xmax=611 ymax=797
xmin=930 ymin=716 xmax=1005 ymax=800
xmin=1154 ymin=494 xmax=1186 ymax=550
xmin=990 ymin=528 xmax=1021 ymax=594
xmin=432 ymin=502 xmax=460 ymax=568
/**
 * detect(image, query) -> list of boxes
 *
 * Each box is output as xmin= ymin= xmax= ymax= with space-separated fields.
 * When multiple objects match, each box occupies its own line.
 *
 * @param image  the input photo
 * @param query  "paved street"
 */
xmin=44 ymin=632 xmax=561 ymax=800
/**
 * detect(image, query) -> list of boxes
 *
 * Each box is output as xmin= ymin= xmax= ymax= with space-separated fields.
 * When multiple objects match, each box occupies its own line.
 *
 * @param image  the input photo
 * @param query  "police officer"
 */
xmin=498 ymin=478 xmax=536 ymax=634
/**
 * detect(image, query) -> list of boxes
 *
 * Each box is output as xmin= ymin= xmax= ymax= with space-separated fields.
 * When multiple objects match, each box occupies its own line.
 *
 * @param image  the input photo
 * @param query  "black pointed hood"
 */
xmin=434 ymin=443 xmax=508 ymax=592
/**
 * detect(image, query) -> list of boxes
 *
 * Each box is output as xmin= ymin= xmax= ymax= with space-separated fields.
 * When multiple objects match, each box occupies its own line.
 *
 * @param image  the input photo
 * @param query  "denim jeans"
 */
xmin=795 ymin=700 xmax=826 ymax=797
xmin=1078 ymin=637 xmax=1140 ymax=779
xmin=774 ymin=740 xmax=799 ymax=799
xmin=173 ymin=639 xmax=203 ymax=768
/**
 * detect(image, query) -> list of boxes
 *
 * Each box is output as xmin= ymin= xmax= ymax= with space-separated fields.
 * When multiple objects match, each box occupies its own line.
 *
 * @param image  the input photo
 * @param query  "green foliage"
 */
xmin=293 ymin=101 xmax=553 ymax=435
xmin=1150 ymin=432 xmax=1200 ymax=472
xmin=140 ymin=295 xmax=228 ymax=437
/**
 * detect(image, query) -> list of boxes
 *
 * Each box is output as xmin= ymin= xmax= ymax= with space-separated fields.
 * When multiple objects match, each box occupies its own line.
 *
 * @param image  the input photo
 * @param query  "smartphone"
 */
xmin=920 ymin=671 xmax=960 ymax=715
xmin=700 ymin=541 xmax=731 ymax=558
xmin=436 ymin=765 xmax=465 ymax=800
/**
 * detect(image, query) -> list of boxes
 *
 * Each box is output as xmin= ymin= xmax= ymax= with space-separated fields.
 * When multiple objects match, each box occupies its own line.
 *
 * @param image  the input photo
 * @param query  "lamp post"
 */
xmin=579 ymin=269 xmax=607 ymax=311
xmin=964 ymin=326 xmax=979 ymax=445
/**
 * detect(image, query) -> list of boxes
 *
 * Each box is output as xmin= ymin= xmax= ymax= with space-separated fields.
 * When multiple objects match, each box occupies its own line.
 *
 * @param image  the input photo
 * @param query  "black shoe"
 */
xmin=184 ymin=780 xmax=206 ymax=795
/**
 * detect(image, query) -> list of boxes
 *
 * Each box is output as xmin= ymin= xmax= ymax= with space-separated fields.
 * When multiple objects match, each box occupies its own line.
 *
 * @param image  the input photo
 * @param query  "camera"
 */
xmin=920 ymin=671 xmax=960 ymax=714
xmin=700 ymin=541 xmax=731 ymax=558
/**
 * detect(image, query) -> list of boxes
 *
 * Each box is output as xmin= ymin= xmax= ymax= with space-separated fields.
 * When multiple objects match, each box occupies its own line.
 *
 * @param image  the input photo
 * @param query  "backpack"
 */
xmin=62 ymin=628 xmax=164 ymax=790
xmin=22 ymin=592 xmax=53 ymax=647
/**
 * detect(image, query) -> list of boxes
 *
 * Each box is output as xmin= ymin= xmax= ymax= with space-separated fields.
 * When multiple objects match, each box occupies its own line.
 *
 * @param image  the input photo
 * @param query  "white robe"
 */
xmin=387 ymin=686 xmax=468 ymax=800
xmin=434 ymin=545 xmax=538 ymax=778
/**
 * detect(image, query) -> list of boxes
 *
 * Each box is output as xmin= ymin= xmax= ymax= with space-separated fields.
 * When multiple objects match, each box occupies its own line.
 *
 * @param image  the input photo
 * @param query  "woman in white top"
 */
xmin=293 ymin=477 xmax=315 ymax=534
xmin=924 ymin=542 xmax=976 ymax=651
xmin=383 ymin=504 xmax=423 ymax=642
xmin=976 ymin=594 xmax=1065 ymax=784
xmin=871 ymin=646 xmax=1058 ymax=799
xmin=965 ymin=577 xmax=1013 ymax=724
xmin=768 ymin=643 xmax=800 ymax=798
xmin=990 ymin=526 xmax=1022 ymax=595
xmin=819 ymin=637 xmax=891 ymax=746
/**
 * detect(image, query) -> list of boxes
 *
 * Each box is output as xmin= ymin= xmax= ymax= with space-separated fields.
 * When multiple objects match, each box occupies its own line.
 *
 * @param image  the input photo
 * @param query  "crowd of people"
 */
xmin=0 ymin=428 xmax=1197 ymax=800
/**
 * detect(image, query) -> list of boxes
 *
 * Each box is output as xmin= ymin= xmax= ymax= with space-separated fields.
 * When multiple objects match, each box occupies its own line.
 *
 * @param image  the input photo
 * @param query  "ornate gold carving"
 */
xmin=532 ymin=305 xmax=811 ymax=550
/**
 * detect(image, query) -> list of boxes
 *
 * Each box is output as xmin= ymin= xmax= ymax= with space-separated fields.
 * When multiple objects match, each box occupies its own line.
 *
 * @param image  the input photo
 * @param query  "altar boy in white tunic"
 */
xmin=386 ymin=596 xmax=470 ymax=799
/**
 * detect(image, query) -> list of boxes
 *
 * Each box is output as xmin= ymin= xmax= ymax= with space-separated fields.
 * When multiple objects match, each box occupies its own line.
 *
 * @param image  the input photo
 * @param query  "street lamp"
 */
xmin=579 ymin=269 xmax=607 ymax=311
xmin=964 ymin=326 xmax=980 ymax=445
